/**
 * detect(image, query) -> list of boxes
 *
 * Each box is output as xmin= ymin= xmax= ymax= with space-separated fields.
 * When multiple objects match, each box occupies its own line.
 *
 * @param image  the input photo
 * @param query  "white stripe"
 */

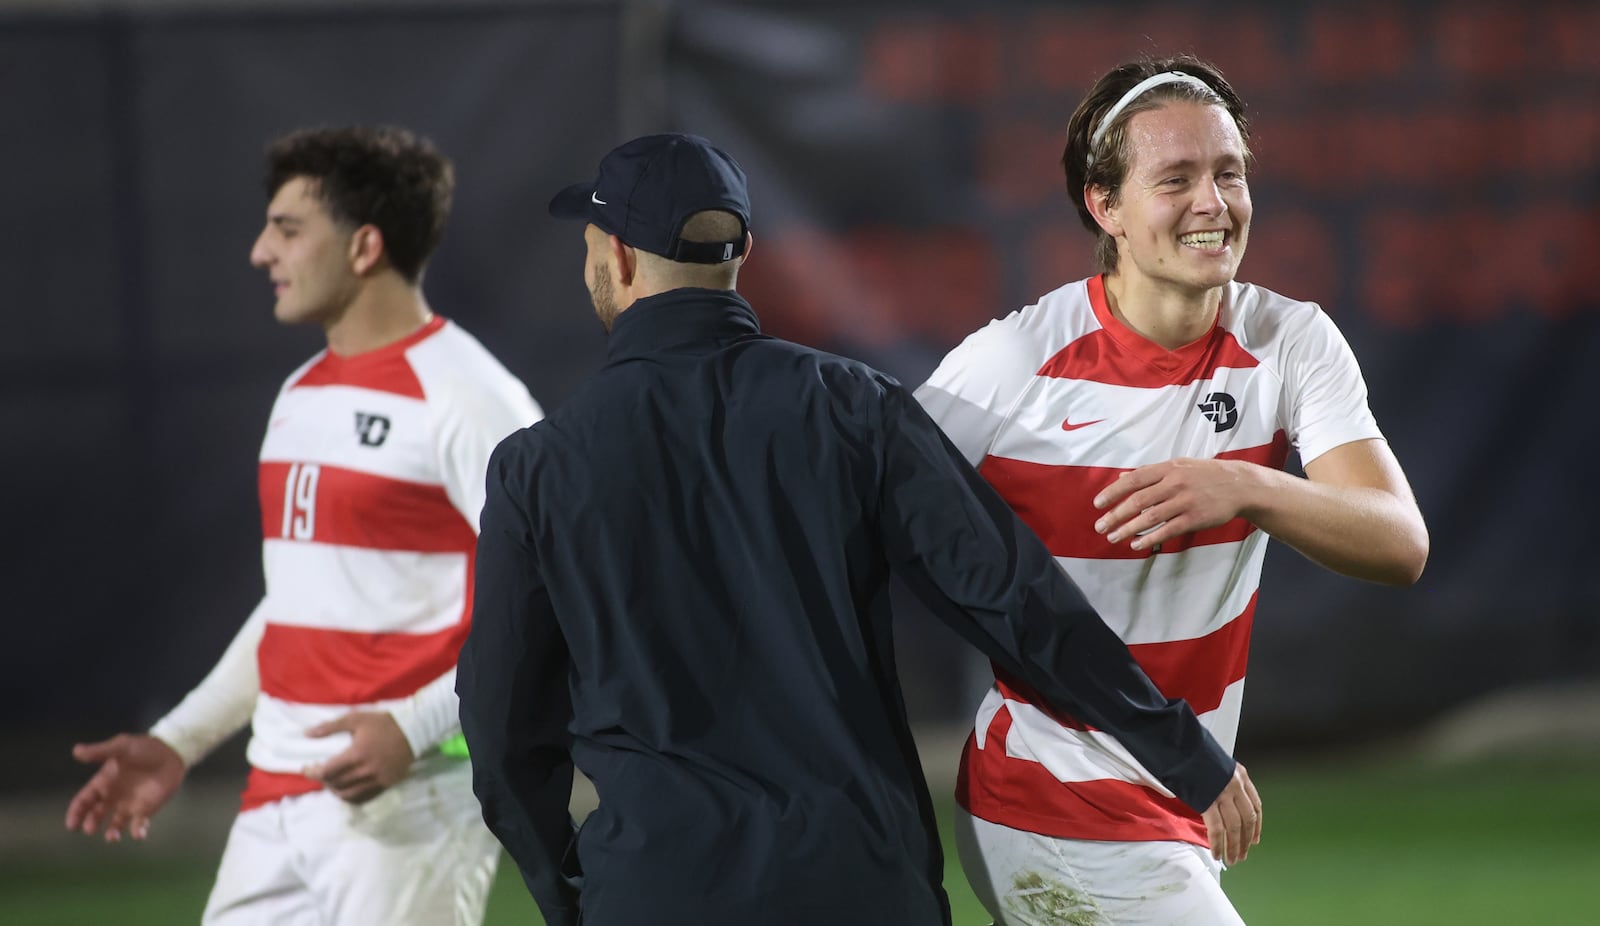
xmin=984 ymin=677 xmax=1249 ymax=793
xmin=262 ymin=541 xmax=468 ymax=634
xmin=1056 ymin=534 xmax=1267 ymax=645
xmin=262 ymin=385 xmax=440 ymax=485
xmin=990 ymin=368 xmax=1284 ymax=471
xmin=246 ymin=692 xmax=414 ymax=773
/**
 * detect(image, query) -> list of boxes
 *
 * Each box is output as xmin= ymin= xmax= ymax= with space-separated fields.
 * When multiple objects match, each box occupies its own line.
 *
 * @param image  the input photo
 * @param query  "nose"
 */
xmin=249 ymin=228 xmax=272 ymax=269
xmin=1192 ymin=178 xmax=1227 ymax=217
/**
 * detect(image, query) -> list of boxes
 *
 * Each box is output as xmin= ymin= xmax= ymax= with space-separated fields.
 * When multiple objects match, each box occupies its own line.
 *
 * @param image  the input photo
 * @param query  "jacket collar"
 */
xmin=606 ymin=288 xmax=762 ymax=362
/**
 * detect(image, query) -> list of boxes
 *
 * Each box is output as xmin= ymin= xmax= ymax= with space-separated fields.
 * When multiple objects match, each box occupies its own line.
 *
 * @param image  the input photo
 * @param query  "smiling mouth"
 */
xmin=1179 ymin=230 xmax=1226 ymax=249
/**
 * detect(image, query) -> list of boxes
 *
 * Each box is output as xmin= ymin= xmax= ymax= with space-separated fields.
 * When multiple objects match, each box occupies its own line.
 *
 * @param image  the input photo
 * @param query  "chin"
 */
xmin=273 ymin=304 xmax=322 ymax=327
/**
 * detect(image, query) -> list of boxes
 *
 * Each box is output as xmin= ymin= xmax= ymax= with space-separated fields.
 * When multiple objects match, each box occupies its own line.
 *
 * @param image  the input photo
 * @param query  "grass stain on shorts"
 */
xmin=1004 ymin=870 xmax=1102 ymax=926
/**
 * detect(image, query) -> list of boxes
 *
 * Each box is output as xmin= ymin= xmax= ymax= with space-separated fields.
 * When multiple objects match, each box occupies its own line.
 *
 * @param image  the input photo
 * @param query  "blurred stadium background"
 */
xmin=4 ymin=0 xmax=1597 ymax=922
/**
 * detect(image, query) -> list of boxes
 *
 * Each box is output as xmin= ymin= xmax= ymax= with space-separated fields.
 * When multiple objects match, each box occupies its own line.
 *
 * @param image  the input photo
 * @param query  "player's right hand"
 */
xmin=65 ymin=734 xmax=186 ymax=843
xmin=1201 ymin=760 xmax=1262 ymax=867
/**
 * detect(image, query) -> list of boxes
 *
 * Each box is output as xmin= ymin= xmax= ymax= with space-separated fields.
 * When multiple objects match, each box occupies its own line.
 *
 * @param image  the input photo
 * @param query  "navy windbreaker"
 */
xmin=457 ymin=288 xmax=1233 ymax=926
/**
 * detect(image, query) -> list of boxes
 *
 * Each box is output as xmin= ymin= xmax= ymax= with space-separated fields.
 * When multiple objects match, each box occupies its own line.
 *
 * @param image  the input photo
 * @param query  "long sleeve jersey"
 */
xmin=151 ymin=316 xmax=541 ymax=809
xmin=458 ymin=288 xmax=1235 ymax=926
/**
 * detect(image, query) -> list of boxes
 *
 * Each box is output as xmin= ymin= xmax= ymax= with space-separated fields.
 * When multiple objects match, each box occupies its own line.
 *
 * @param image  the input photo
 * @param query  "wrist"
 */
xmin=1232 ymin=460 xmax=1281 ymax=524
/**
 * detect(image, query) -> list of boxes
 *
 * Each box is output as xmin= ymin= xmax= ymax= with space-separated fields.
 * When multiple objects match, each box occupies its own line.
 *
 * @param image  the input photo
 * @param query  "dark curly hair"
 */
xmin=264 ymin=125 xmax=454 ymax=284
xmin=1062 ymin=55 xmax=1252 ymax=273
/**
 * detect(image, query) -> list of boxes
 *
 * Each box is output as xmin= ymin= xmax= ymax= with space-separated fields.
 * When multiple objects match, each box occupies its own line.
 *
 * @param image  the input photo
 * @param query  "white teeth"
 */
xmin=1180 ymin=231 xmax=1225 ymax=247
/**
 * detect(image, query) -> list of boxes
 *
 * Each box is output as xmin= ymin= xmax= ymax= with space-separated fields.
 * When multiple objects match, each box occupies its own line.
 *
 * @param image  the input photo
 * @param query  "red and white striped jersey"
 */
xmin=152 ymin=316 xmax=540 ymax=811
xmin=915 ymin=275 xmax=1382 ymax=845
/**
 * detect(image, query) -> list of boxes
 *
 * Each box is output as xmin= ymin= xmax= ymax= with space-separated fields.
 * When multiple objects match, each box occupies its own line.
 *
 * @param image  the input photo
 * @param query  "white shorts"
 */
xmin=954 ymin=808 xmax=1245 ymax=926
xmin=202 ymin=757 xmax=500 ymax=926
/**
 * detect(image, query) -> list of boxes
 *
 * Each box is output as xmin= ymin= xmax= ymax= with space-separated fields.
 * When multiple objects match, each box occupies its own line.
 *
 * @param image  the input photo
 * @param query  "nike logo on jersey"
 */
xmin=1197 ymin=392 xmax=1239 ymax=433
xmin=591 ymin=192 xmax=608 ymax=205
xmin=355 ymin=412 xmax=391 ymax=447
xmin=1060 ymin=418 xmax=1105 ymax=432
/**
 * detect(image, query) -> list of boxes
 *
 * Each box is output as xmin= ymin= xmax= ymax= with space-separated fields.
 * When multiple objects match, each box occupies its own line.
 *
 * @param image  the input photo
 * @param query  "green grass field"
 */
xmin=7 ymin=757 xmax=1596 ymax=925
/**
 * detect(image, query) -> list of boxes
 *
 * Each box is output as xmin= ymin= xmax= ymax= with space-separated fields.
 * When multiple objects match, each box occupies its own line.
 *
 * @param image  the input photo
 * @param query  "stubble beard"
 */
xmin=589 ymin=261 xmax=619 ymax=333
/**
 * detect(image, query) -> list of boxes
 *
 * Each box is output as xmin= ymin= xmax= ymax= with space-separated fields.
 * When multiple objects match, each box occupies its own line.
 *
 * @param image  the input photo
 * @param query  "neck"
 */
xmin=323 ymin=273 xmax=433 ymax=356
xmin=1102 ymin=272 xmax=1223 ymax=350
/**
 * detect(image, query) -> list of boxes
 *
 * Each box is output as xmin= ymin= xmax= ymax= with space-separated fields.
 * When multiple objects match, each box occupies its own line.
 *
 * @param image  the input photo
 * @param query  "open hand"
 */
xmin=66 ymin=734 xmax=186 ymax=842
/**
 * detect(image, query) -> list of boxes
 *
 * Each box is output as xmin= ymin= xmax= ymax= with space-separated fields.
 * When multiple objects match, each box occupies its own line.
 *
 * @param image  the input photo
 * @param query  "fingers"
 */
xmin=309 ymin=760 xmax=380 ymax=803
xmin=66 ymin=777 xmax=104 ymax=831
xmin=334 ymin=779 xmax=383 ymax=804
xmin=1203 ymin=808 xmax=1227 ymax=864
xmin=105 ymin=803 xmax=135 ymax=843
xmin=305 ymin=714 xmax=356 ymax=739
xmin=1241 ymin=764 xmax=1263 ymax=848
xmin=1201 ymin=765 xmax=1262 ymax=868
xmin=66 ymin=755 xmax=122 ymax=834
xmin=1092 ymin=467 xmax=1158 ymax=509
xmin=71 ymin=736 xmax=122 ymax=765
xmin=66 ymin=789 xmax=103 ymax=834
xmin=303 ymin=744 xmax=359 ymax=782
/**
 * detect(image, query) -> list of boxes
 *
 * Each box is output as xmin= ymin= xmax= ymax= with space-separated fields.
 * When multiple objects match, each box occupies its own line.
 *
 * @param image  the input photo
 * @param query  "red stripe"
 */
xmin=955 ymin=707 xmax=1207 ymax=846
xmin=992 ymin=592 xmax=1253 ymax=731
xmin=239 ymin=768 xmax=322 ymax=812
xmin=287 ymin=316 xmax=443 ymax=398
xmin=258 ymin=620 xmax=471 ymax=704
xmin=977 ymin=430 xmax=1288 ymax=560
xmin=1035 ymin=276 xmax=1260 ymax=388
xmin=1127 ymin=592 xmax=1256 ymax=714
xmin=993 ymin=673 xmax=1092 ymax=731
xmin=259 ymin=462 xmax=476 ymax=553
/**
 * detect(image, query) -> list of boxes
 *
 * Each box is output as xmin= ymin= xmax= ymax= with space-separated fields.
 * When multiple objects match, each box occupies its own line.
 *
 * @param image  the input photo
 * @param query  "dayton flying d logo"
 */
xmin=1197 ymin=392 xmax=1238 ymax=433
xmin=355 ymin=412 xmax=391 ymax=447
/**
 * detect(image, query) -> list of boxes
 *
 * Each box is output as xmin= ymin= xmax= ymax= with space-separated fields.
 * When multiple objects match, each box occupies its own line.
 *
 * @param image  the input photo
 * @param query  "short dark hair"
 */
xmin=264 ymin=125 xmax=454 ymax=283
xmin=1062 ymin=56 xmax=1252 ymax=273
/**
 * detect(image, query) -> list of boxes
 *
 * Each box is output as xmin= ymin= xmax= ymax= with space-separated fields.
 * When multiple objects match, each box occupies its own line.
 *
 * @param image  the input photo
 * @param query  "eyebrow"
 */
xmin=267 ymin=214 xmax=303 ymax=228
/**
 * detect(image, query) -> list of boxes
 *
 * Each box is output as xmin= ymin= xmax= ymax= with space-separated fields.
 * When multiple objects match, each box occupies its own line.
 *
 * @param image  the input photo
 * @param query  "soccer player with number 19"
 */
xmin=916 ymin=56 xmax=1429 ymax=924
xmin=66 ymin=126 xmax=541 ymax=926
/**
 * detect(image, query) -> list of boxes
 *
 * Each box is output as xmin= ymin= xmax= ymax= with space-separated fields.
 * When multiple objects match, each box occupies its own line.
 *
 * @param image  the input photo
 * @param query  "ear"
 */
xmin=1084 ymin=184 xmax=1123 ymax=238
xmin=739 ymin=231 xmax=754 ymax=266
xmin=608 ymin=234 xmax=636 ymax=287
xmin=348 ymin=225 xmax=386 ymax=276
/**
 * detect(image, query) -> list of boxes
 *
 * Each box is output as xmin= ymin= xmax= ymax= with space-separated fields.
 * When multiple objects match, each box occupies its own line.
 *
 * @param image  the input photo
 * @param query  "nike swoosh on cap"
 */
xmin=591 ymin=192 xmax=608 ymax=205
xmin=1060 ymin=418 xmax=1105 ymax=431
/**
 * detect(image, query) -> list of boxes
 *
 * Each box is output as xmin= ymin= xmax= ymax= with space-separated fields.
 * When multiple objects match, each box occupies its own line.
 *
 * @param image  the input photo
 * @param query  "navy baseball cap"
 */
xmin=548 ymin=133 xmax=750 ymax=264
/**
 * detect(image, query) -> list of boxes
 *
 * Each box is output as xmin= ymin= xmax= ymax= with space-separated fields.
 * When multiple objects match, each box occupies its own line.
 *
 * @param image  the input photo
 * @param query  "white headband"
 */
xmin=1086 ymin=71 xmax=1215 ymax=169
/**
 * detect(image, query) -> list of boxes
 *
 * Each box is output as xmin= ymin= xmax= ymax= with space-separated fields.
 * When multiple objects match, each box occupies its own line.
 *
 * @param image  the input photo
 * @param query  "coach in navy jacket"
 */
xmin=457 ymin=134 xmax=1259 ymax=926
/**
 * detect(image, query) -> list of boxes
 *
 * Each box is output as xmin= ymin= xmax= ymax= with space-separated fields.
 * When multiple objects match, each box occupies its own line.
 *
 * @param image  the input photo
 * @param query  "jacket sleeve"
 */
xmin=456 ymin=439 xmax=582 ymax=926
xmin=874 ymin=383 xmax=1234 ymax=814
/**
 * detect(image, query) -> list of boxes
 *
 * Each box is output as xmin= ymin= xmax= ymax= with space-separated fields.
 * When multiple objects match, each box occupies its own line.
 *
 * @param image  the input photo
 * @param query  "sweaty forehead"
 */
xmin=1123 ymin=102 xmax=1245 ymax=174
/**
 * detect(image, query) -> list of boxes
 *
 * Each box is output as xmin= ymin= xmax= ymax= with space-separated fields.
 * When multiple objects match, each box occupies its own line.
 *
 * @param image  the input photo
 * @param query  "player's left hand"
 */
xmin=1093 ymin=458 xmax=1256 ymax=551
xmin=303 ymin=711 xmax=415 ymax=804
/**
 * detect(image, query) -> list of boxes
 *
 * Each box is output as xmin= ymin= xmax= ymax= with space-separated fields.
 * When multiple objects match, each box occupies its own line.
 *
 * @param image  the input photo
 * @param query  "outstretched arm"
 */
xmin=66 ymin=734 xmax=185 ymax=842
xmin=876 ymin=385 xmax=1239 ymax=817
xmin=66 ymin=601 xmax=267 ymax=841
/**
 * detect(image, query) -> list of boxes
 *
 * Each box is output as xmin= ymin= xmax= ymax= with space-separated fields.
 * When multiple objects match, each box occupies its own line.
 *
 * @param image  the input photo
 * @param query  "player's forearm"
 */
xmin=149 ymin=603 xmax=266 ymax=766
xmin=387 ymin=668 xmax=459 ymax=757
xmin=1241 ymin=464 xmax=1428 ymax=585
